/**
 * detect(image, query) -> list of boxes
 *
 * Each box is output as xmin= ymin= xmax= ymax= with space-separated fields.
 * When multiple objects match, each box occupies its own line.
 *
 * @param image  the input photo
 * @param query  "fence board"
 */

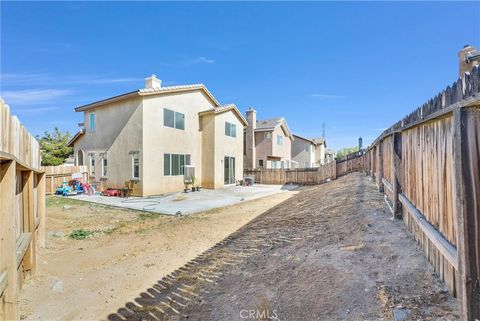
xmin=244 ymin=162 xmax=336 ymax=185
xmin=0 ymin=98 xmax=44 ymax=320
xmin=42 ymin=165 xmax=88 ymax=194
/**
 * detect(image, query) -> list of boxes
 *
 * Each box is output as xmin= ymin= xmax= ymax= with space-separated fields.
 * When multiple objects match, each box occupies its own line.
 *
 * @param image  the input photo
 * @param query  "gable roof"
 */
xmin=67 ymin=129 xmax=84 ymax=147
xmin=312 ymin=137 xmax=326 ymax=146
xmin=198 ymin=104 xmax=248 ymax=126
xmin=255 ymin=117 xmax=293 ymax=140
xmin=74 ymin=83 xmax=221 ymax=112
xmin=293 ymin=134 xmax=316 ymax=144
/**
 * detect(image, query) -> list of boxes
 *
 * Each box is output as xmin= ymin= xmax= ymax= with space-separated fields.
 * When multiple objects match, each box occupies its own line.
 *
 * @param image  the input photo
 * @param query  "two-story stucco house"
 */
xmin=244 ymin=108 xmax=294 ymax=169
xmin=68 ymin=75 xmax=247 ymax=196
xmin=291 ymin=134 xmax=316 ymax=168
xmin=291 ymin=135 xmax=329 ymax=168
xmin=312 ymin=137 xmax=327 ymax=166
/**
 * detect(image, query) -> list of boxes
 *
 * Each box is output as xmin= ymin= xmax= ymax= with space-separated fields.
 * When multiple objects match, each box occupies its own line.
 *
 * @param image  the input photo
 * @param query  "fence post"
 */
xmin=333 ymin=160 xmax=337 ymax=180
xmin=378 ymin=142 xmax=384 ymax=192
xmin=0 ymin=160 xmax=19 ymax=321
xmin=452 ymin=107 xmax=480 ymax=321
xmin=38 ymin=173 xmax=46 ymax=248
xmin=392 ymin=132 xmax=402 ymax=219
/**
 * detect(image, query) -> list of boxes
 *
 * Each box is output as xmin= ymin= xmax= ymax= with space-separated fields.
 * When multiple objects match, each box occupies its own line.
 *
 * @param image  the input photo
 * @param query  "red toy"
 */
xmin=101 ymin=188 xmax=120 ymax=197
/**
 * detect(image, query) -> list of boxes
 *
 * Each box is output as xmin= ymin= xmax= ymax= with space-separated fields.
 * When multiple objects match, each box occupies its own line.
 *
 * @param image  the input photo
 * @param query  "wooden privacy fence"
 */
xmin=0 ymin=98 xmax=45 ymax=321
xmin=244 ymin=155 xmax=366 ymax=186
xmin=42 ymin=165 xmax=88 ymax=194
xmin=363 ymin=66 xmax=480 ymax=321
xmin=336 ymin=152 xmax=365 ymax=177
xmin=244 ymin=161 xmax=337 ymax=185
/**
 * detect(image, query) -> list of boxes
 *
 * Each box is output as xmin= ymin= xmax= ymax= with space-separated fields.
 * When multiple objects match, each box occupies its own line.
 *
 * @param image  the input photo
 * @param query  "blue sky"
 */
xmin=1 ymin=1 xmax=479 ymax=150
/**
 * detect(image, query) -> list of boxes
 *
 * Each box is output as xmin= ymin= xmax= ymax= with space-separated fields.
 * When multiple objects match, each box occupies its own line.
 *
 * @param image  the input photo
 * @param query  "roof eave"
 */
xmin=198 ymin=105 xmax=248 ymax=126
xmin=67 ymin=129 xmax=84 ymax=147
xmin=74 ymin=91 xmax=140 ymax=112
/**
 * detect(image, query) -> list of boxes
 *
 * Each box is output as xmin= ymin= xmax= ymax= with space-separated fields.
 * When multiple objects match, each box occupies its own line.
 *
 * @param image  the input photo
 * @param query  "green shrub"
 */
xmin=69 ymin=229 xmax=93 ymax=240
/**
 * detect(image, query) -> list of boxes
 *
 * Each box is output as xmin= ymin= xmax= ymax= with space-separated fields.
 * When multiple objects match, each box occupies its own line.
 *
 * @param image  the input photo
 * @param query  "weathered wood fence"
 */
xmin=0 ymin=98 xmax=45 ymax=320
xmin=244 ymin=161 xmax=337 ymax=185
xmin=336 ymin=152 xmax=365 ymax=177
xmin=244 ymin=156 xmax=366 ymax=186
xmin=42 ymin=165 xmax=88 ymax=194
xmin=363 ymin=66 xmax=480 ymax=321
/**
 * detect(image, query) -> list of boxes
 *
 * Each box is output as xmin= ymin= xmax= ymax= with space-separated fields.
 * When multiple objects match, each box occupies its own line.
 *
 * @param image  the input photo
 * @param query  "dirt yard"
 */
xmin=19 ymin=189 xmax=298 ymax=320
xmin=105 ymin=173 xmax=459 ymax=321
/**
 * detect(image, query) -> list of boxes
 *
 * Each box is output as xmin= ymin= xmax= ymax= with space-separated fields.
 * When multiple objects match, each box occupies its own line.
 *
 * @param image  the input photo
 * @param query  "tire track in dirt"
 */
xmin=106 ymin=173 xmax=458 ymax=321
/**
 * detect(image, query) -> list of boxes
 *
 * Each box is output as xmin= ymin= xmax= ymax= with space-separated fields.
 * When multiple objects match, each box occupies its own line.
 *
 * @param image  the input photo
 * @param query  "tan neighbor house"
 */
xmin=244 ymin=108 xmax=294 ymax=169
xmin=291 ymin=135 xmax=329 ymax=168
xmin=311 ymin=137 xmax=328 ymax=166
xmin=291 ymin=135 xmax=316 ymax=168
xmin=68 ymin=75 xmax=247 ymax=196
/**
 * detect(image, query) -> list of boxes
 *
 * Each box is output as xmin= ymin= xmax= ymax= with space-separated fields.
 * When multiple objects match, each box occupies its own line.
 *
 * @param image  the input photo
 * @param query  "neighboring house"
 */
xmin=459 ymin=44 xmax=480 ymax=77
xmin=291 ymin=135 xmax=330 ymax=168
xmin=291 ymin=134 xmax=316 ymax=168
xmin=68 ymin=75 xmax=247 ymax=196
xmin=311 ymin=138 xmax=327 ymax=166
xmin=325 ymin=148 xmax=336 ymax=164
xmin=244 ymin=108 xmax=294 ymax=169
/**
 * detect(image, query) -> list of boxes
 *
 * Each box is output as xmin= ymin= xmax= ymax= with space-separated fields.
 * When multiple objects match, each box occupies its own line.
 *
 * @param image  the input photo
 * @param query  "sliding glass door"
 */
xmin=224 ymin=156 xmax=235 ymax=185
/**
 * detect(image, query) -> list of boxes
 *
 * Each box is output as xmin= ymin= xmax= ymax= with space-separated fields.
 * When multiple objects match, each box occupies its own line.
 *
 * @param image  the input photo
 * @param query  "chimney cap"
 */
xmin=145 ymin=74 xmax=158 ymax=80
xmin=144 ymin=74 xmax=162 ymax=89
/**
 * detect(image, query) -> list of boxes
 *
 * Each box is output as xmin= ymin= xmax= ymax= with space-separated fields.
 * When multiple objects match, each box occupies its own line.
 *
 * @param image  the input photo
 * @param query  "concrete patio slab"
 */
xmin=68 ymin=184 xmax=298 ymax=215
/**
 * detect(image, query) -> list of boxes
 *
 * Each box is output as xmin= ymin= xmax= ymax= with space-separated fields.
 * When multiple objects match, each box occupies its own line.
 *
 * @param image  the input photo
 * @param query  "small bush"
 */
xmin=137 ymin=212 xmax=162 ymax=221
xmin=69 ymin=229 xmax=93 ymax=240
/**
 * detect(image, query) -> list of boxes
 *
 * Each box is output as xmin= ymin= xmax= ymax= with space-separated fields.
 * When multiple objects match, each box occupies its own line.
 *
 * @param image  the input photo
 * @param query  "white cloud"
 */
xmin=14 ymin=106 xmax=60 ymax=115
xmin=309 ymin=94 xmax=346 ymax=99
xmin=69 ymin=76 xmax=140 ymax=84
xmin=1 ymin=73 xmax=141 ymax=86
xmin=1 ymin=73 xmax=49 ymax=83
xmin=183 ymin=56 xmax=216 ymax=65
xmin=1 ymin=89 xmax=75 ymax=105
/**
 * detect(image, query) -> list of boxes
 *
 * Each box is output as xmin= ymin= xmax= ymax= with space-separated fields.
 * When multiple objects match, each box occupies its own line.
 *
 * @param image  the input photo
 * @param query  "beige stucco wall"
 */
xmin=141 ymin=91 xmax=215 ymax=195
xmin=292 ymin=136 xmax=315 ymax=168
xmin=254 ymin=131 xmax=272 ymax=168
xmin=254 ymin=126 xmax=292 ymax=169
xmin=212 ymin=111 xmax=244 ymax=187
xmin=73 ymin=89 xmax=244 ymax=196
xmin=201 ymin=113 xmax=216 ymax=188
xmin=314 ymin=144 xmax=326 ymax=166
xmin=270 ymin=126 xmax=292 ymax=168
xmin=73 ymin=97 xmax=144 ymax=195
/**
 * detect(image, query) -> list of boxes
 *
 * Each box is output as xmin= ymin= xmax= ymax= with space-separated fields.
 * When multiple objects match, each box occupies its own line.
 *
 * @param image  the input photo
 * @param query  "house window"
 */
xmin=305 ymin=162 xmax=309 ymax=168
xmin=164 ymin=153 xmax=191 ymax=176
xmin=258 ymin=159 xmax=264 ymax=168
xmin=225 ymin=122 xmax=237 ymax=138
xmin=175 ymin=112 xmax=185 ymax=130
xmin=271 ymin=160 xmax=277 ymax=169
xmin=264 ymin=132 xmax=271 ymax=140
xmin=305 ymin=145 xmax=310 ymax=152
xmin=281 ymin=161 xmax=284 ymax=169
xmin=131 ymin=152 xmax=140 ymax=179
xmin=277 ymin=135 xmax=283 ymax=145
xmin=164 ymin=154 xmax=171 ymax=176
xmin=90 ymin=113 xmax=95 ymax=132
xmin=164 ymin=108 xmax=185 ymax=130
xmin=88 ymin=153 xmax=95 ymax=176
xmin=101 ymin=154 xmax=107 ymax=177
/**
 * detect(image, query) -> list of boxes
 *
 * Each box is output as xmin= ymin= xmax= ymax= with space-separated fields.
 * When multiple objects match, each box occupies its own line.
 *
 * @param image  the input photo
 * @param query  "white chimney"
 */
xmin=145 ymin=74 xmax=162 ymax=89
